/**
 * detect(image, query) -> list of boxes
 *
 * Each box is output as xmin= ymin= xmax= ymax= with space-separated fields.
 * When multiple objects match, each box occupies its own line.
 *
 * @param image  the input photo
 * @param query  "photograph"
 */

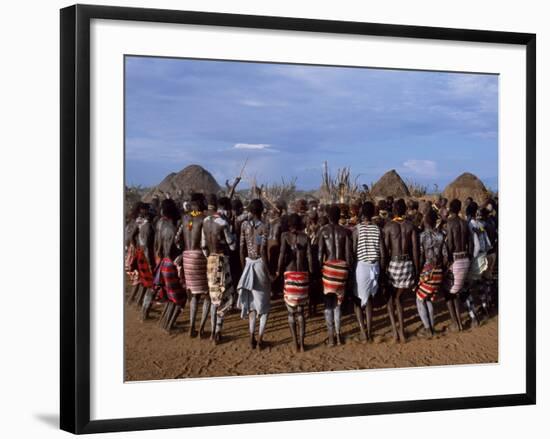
xmin=123 ymin=55 xmax=499 ymax=382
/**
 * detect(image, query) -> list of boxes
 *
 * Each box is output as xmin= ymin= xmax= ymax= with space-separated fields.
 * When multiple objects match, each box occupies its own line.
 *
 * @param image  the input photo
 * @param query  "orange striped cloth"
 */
xmin=322 ymin=259 xmax=349 ymax=304
xmin=416 ymin=263 xmax=444 ymax=301
xmin=283 ymin=271 xmax=310 ymax=307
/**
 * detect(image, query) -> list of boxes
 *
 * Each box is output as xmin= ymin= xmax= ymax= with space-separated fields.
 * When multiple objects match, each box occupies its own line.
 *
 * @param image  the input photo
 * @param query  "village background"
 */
xmin=124 ymin=162 xmax=496 ymax=215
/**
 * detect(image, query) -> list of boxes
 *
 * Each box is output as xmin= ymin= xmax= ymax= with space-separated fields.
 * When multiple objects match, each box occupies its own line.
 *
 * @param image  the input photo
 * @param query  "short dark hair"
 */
xmin=231 ymin=198 xmax=243 ymax=212
xmin=161 ymin=198 xmax=179 ymax=221
xmin=377 ymin=199 xmax=388 ymax=212
xmin=218 ymin=196 xmax=232 ymax=211
xmin=479 ymin=207 xmax=489 ymax=220
xmin=328 ymin=204 xmax=341 ymax=223
xmin=287 ymin=213 xmax=302 ymax=230
xmin=190 ymin=193 xmax=207 ymax=212
xmin=424 ymin=209 xmax=438 ymax=228
xmin=449 ymin=199 xmax=462 ymax=214
xmin=466 ymin=201 xmax=478 ymax=218
xmin=361 ymin=201 xmax=375 ymax=220
xmin=248 ymin=198 xmax=264 ymax=217
xmin=131 ymin=201 xmax=147 ymax=219
xmin=207 ymin=193 xmax=218 ymax=209
xmin=394 ymin=198 xmax=407 ymax=216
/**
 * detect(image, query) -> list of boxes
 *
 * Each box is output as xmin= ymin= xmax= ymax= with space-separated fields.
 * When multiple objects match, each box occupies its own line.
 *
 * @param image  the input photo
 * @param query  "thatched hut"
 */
xmin=142 ymin=164 xmax=221 ymax=202
xmin=442 ymin=172 xmax=489 ymax=204
xmin=370 ymin=169 xmax=410 ymax=198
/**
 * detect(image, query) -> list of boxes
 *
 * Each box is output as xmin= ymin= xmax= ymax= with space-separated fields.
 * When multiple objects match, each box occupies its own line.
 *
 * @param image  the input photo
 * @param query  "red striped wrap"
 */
xmin=155 ymin=258 xmax=187 ymax=306
xmin=416 ymin=264 xmax=444 ymax=301
xmin=135 ymin=247 xmax=153 ymax=288
xmin=283 ymin=271 xmax=310 ymax=307
xmin=322 ymin=259 xmax=349 ymax=304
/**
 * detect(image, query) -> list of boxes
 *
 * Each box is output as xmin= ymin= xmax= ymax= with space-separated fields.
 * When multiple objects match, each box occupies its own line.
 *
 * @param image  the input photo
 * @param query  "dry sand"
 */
xmin=125 ymin=286 xmax=498 ymax=381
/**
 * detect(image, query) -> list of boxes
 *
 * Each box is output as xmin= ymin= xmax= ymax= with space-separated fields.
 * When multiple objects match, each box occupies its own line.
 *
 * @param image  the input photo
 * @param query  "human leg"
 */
xmin=257 ymin=313 xmax=268 ymax=350
xmin=324 ymin=295 xmax=335 ymax=347
xmin=395 ymin=288 xmax=407 ymax=342
xmin=334 ymin=303 xmax=343 ymax=345
xmin=189 ymin=294 xmax=198 ymax=337
xmin=140 ymin=288 xmax=155 ymax=321
xmin=198 ymin=295 xmax=211 ymax=337
xmin=248 ymin=310 xmax=257 ymax=349
xmin=286 ymin=304 xmax=298 ymax=352
xmin=354 ymin=300 xmax=367 ymax=342
xmin=296 ymin=305 xmax=306 ymax=352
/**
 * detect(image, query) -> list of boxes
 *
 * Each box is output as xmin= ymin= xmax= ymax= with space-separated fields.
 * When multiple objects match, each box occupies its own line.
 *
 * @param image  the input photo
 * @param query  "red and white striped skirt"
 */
xmin=283 ymin=271 xmax=310 ymax=307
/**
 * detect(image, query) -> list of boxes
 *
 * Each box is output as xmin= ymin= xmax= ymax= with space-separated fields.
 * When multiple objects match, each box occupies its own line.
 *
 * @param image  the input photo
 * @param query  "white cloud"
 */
xmin=403 ymin=159 xmax=438 ymax=177
xmin=239 ymin=99 xmax=266 ymax=107
xmin=234 ymin=143 xmax=272 ymax=150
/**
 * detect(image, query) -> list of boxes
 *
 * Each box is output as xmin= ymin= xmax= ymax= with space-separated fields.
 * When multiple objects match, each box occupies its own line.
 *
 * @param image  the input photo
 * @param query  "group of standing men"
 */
xmin=125 ymin=192 xmax=498 ymax=352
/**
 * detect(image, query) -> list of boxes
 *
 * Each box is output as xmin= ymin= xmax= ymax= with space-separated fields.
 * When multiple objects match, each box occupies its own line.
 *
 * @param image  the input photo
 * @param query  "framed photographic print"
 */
xmin=60 ymin=4 xmax=536 ymax=434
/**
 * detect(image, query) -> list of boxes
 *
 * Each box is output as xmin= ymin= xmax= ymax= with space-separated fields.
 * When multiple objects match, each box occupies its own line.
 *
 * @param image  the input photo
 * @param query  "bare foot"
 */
xmin=399 ymin=330 xmax=407 ymax=343
xmin=417 ymin=327 xmax=433 ymax=339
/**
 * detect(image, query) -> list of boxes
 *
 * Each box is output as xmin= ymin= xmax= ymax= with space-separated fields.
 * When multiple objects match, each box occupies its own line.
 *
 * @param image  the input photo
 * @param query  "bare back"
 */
xmin=384 ymin=218 xmax=419 ymax=271
xmin=446 ymin=214 xmax=470 ymax=257
xmin=202 ymin=214 xmax=234 ymax=255
xmin=318 ymin=223 xmax=352 ymax=265
xmin=179 ymin=214 xmax=205 ymax=251
xmin=278 ymin=231 xmax=312 ymax=273
xmin=156 ymin=218 xmax=178 ymax=260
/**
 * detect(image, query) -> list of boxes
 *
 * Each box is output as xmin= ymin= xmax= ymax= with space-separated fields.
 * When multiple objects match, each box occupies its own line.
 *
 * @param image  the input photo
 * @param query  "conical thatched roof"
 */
xmin=143 ymin=164 xmax=221 ymax=201
xmin=443 ymin=172 xmax=489 ymax=204
xmin=370 ymin=169 xmax=410 ymax=198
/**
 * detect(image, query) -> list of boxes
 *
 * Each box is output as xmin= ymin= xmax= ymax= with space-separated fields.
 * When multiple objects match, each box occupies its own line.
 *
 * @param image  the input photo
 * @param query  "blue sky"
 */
xmin=125 ymin=56 xmax=498 ymax=191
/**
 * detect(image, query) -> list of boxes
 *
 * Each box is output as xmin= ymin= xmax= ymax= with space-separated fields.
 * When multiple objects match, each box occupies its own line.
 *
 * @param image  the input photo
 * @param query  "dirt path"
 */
xmin=125 ymin=289 xmax=498 ymax=381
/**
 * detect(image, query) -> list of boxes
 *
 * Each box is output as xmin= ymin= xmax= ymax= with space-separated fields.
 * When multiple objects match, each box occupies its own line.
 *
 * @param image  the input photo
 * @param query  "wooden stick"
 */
xmin=228 ymin=157 xmax=248 ymax=200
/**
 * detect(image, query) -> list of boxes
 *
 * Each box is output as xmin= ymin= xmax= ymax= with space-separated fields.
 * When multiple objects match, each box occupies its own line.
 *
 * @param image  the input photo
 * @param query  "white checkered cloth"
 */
xmin=387 ymin=259 xmax=415 ymax=289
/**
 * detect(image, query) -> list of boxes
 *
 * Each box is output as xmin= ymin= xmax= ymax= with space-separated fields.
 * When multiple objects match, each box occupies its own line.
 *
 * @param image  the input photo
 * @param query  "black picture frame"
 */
xmin=60 ymin=4 xmax=536 ymax=434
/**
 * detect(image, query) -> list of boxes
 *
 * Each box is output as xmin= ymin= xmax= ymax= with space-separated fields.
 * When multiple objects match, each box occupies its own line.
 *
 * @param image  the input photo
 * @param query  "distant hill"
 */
xmin=142 ymin=164 xmax=221 ymax=201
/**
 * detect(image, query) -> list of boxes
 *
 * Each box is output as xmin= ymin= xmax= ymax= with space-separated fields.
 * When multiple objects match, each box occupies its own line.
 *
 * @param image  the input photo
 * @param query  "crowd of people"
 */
xmin=125 ymin=192 xmax=498 ymax=352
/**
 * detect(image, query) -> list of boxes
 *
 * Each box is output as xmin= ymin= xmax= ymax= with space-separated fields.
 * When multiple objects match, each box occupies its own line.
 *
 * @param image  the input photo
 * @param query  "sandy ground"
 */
xmin=125 ymin=285 xmax=498 ymax=381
